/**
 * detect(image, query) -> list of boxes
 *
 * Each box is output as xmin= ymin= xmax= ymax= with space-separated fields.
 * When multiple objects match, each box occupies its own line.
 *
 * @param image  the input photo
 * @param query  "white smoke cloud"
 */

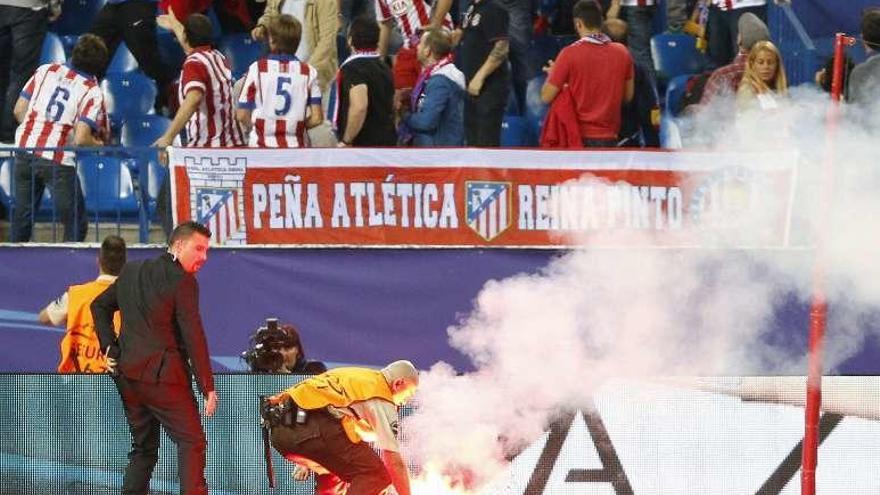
xmin=403 ymin=85 xmax=880 ymax=487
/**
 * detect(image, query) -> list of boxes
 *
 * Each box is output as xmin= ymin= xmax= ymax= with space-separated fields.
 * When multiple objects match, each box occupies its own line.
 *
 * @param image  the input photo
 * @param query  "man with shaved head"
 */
xmin=265 ymin=360 xmax=419 ymax=495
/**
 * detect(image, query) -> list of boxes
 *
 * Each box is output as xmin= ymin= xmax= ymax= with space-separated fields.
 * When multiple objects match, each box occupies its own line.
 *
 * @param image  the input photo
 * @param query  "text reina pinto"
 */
xmin=250 ymin=180 xmax=689 ymax=231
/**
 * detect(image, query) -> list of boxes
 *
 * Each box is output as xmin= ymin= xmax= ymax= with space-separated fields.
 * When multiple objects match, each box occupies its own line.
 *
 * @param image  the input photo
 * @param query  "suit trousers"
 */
xmin=270 ymin=411 xmax=391 ymax=495
xmin=114 ymin=376 xmax=208 ymax=495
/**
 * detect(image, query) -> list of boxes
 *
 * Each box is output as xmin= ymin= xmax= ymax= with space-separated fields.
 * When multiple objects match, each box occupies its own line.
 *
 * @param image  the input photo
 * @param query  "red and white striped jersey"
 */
xmin=15 ymin=63 xmax=108 ymax=166
xmin=179 ymin=47 xmax=245 ymax=147
xmin=375 ymin=0 xmax=453 ymax=48
xmin=237 ymin=54 xmax=322 ymax=148
xmin=710 ymin=0 xmax=766 ymax=11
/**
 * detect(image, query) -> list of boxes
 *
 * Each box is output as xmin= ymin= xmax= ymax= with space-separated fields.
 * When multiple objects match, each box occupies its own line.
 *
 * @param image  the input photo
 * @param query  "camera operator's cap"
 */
xmin=739 ymin=13 xmax=770 ymax=51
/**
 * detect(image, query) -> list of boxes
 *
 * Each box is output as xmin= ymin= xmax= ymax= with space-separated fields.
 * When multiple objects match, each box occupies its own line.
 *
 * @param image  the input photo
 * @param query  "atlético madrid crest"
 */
xmin=466 ymin=181 xmax=512 ymax=242
xmin=196 ymin=187 xmax=242 ymax=245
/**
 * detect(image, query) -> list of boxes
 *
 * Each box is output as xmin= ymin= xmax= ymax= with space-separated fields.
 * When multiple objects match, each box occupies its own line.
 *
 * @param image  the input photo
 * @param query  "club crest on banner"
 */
xmin=466 ymin=181 xmax=511 ymax=242
xmin=196 ymin=188 xmax=243 ymax=245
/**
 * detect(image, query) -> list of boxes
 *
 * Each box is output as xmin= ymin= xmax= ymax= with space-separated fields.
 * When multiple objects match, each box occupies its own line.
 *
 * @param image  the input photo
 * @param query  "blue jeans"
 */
xmin=707 ymin=5 xmax=767 ymax=69
xmin=495 ymin=0 xmax=532 ymax=115
xmin=12 ymin=153 xmax=87 ymax=242
xmin=620 ymin=5 xmax=656 ymax=82
xmin=0 ymin=6 xmax=47 ymax=142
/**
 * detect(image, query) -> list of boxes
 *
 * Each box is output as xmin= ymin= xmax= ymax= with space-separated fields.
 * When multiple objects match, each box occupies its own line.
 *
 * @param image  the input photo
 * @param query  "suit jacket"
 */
xmin=92 ymin=253 xmax=215 ymax=395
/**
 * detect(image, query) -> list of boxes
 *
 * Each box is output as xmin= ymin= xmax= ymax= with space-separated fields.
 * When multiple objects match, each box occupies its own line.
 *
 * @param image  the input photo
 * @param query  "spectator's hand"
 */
xmin=451 ymin=29 xmax=463 ymax=47
xmin=153 ymin=135 xmax=173 ymax=149
xmin=543 ymin=59 xmax=555 ymax=74
xmin=157 ymin=7 xmax=182 ymax=31
xmin=337 ymin=141 xmax=349 ymax=148
xmin=204 ymin=390 xmax=219 ymax=417
xmin=251 ymin=25 xmax=267 ymax=41
xmin=467 ymin=76 xmax=484 ymax=96
xmin=154 ymin=136 xmax=171 ymax=165
xmin=292 ymin=465 xmax=311 ymax=481
xmin=49 ymin=5 xmax=62 ymax=23
xmin=105 ymin=356 xmax=118 ymax=374
xmin=814 ymin=67 xmax=826 ymax=87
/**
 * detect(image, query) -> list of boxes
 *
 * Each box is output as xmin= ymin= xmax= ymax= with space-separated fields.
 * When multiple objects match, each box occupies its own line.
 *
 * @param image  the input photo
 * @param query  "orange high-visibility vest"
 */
xmin=57 ymin=279 xmax=120 ymax=373
xmin=285 ymin=367 xmax=395 ymax=443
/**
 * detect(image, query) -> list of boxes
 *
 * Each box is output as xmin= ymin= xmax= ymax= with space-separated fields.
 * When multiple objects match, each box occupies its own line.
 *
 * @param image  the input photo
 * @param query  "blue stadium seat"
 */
xmin=501 ymin=116 xmax=532 ymax=147
xmin=205 ymin=6 xmax=224 ymax=40
xmin=650 ymin=34 xmax=704 ymax=82
xmin=121 ymin=115 xmax=170 ymax=148
xmin=156 ymin=27 xmax=186 ymax=72
xmin=659 ymin=114 xmax=683 ymax=149
xmin=40 ymin=32 xmax=67 ymax=64
xmin=76 ymin=156 xmax=142 ymax=217
xmin=664 ymin=74 xmax=692 ymax=117
xmin=120 ymin=115 xmax=170 ymax=214
xmin=525 ymin=75 xmax=548 ymax=141
xmin=526 ymin=35 xmax=560 ymax=79
xmin=219 ymin=34 xmax=265 ymax=79
xmin=101 ymin=71 xmax=157 ymax=131
xmin=107 ymin=42 xmax=139 ymax=74
xmin=60 ymin=34 xmax=79 ymax=59
xmin=52 ymin=0 xmax=106 ymax=35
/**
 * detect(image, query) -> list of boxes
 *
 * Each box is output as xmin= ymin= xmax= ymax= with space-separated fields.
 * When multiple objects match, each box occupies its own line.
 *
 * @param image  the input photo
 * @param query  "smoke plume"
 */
xmin=402 ymin=86 xmax=880 ymax=487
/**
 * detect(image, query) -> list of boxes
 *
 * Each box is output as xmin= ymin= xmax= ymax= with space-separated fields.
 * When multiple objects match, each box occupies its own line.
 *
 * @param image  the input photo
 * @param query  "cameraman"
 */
xmin=243 ymin=320 xmax=337 ymax=493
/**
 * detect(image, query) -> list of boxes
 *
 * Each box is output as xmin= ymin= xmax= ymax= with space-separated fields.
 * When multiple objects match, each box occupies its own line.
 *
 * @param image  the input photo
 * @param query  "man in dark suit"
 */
xmin=93 ymin=221 xmax=218 ymax=495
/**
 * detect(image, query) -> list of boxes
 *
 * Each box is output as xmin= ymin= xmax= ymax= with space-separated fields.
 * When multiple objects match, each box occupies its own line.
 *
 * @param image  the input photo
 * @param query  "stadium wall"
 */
xmin=1 ymin=245 xmax=878 ymax=374
xmin=0 ymin=374 xmax=877 ymax=495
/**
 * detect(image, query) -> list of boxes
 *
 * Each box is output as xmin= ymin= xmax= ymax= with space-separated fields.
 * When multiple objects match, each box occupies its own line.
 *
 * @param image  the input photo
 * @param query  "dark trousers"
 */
xmin=12 ymin=153 xmax=87 ymax=242
xmin=89 ymin=1 xmax=172 ymax=107
xmin=0 ymin=6 xmax=47 ymax=142
xmin=495 ymin=0 xmax=531 ymax=115
xmin=114 ymin=376 xmax=208 ymax=495
xmin=706 ymin=5 xmax=767 ymax=69
xmin=271 ymin=411 xmax=391 ymax=495
xmin=155 ymin=172 xmax=173 ymax=239
xmin=464 ymin=73 xmax=510 ymax=147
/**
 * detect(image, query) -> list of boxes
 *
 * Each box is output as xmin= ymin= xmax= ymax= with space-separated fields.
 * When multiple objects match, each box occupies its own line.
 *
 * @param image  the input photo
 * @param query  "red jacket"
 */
xmin=160 ymin=0 xmax=252 ymax=29
xmin=540 ymin=88 xmax=582 ymax=149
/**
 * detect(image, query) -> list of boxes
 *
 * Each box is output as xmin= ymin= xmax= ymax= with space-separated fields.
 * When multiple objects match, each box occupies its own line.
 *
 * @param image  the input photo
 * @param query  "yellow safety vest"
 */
xmin=57 ymin=279 xmax=120 ymax=373
xmin=285 ymin=367 xmax=395 ymax=443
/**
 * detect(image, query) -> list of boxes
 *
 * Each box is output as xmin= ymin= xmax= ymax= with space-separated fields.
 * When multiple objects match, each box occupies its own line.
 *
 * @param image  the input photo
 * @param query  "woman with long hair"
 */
xmin=736 ymin=40 xmax=788 ymax=111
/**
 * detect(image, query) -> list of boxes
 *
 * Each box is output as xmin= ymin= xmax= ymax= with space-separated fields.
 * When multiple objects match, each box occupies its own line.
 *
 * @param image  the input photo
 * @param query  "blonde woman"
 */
xmin=736 ymin=40 xmax=787 ymax=112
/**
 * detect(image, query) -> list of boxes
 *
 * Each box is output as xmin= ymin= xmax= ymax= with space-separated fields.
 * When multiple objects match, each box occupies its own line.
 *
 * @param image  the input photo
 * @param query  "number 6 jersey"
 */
xmin=15 ymin=63 xmax=108 ymax=166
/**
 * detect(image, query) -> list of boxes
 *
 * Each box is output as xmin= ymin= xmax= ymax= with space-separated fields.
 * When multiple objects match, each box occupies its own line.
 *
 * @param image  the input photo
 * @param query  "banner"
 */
xmin=169 ymin=148 xmax=797 ymax=247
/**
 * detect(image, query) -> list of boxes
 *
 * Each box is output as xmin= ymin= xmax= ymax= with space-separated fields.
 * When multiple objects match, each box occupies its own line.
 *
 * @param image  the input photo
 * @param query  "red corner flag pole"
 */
xmin=801 ymin=32 xmax=855 ymax=495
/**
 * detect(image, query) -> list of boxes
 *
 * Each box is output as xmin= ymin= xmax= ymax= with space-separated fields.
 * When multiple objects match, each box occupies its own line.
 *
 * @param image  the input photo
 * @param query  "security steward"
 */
xmin=38 ymin=235 xmax=126 ymax=373
xmin=262 ymin=360 xmax=419 ymax=495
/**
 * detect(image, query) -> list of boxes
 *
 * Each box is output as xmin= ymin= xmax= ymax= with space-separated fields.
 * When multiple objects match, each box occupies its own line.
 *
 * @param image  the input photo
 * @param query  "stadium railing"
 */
xmin=0 ymin=145 xmax=164 ymax=244
xmin=769 ymin=2 xmax=822 ymax=87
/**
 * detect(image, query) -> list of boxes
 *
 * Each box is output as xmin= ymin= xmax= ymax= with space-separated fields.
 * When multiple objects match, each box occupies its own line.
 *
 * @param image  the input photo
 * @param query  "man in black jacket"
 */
xmin=92 ymin=221 xmax=218 ymax=495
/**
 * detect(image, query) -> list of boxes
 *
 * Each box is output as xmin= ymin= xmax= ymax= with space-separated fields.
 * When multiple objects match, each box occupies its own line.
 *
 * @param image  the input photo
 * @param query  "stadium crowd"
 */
xmin=1 ymin=0 xmax=879 ymax=242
